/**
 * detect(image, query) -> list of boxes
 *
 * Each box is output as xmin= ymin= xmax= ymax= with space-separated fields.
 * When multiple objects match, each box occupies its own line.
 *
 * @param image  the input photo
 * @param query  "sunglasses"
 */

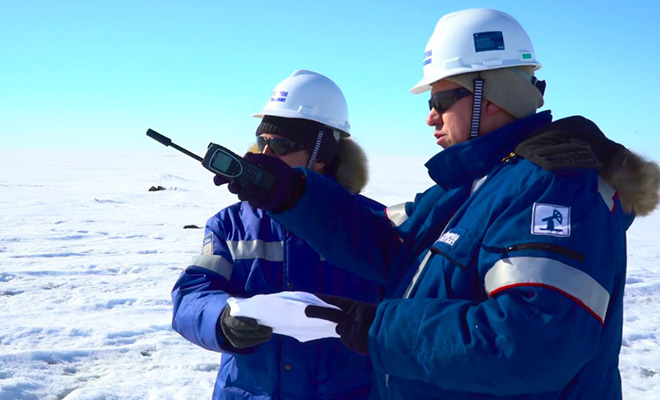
xmin=257 ymin=136 xmax=306 ymax=156
xmin=428 ymin=87 xmax=472 ymax=113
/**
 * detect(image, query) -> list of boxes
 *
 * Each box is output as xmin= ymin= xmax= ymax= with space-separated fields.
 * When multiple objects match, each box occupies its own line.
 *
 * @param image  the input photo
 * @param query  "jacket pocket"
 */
xmin=431 ymin=227 xmax=482 ymax=269
xmin=502 ymin=242 xmax=585 ymax=263
xmin=410 ymin=227 xmax=484 ymax=299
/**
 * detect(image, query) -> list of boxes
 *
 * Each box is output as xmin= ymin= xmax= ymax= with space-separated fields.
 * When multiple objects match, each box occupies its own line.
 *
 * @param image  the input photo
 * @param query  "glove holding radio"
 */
xmin=304 ymin=294 xmax=378 ymax=356
xmin=213 ymin=153 xmax=306 ymax=213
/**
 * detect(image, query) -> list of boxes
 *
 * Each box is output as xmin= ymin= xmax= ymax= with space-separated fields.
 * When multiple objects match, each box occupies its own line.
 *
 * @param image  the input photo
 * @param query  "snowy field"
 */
xmin=0 ymin=149 xmax=658 ymax=399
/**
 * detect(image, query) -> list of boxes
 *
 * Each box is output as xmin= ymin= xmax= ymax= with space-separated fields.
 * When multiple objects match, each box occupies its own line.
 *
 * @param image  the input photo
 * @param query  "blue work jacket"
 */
xmin=172 ymin=197 xmax=384 ymax=400
xmin=273 ymin=111 xmax=636 ymax=399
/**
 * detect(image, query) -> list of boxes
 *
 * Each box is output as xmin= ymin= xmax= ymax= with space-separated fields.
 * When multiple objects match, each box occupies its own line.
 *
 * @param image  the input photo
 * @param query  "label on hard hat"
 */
xmin=270 ymin=91 xmax=288 ymax=103
xmin=423 ymin=50 xmax=432 ymax=66
xmin=473 ymin=31 xmax=505 ymax=52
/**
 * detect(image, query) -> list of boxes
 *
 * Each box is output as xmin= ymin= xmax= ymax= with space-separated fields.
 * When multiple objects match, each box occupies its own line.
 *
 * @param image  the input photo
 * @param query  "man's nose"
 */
xmin=426 ymin=107 xmax=441 ymax=126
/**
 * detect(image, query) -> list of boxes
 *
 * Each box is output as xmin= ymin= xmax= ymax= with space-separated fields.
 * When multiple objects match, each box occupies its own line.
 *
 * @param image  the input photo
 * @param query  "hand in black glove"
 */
xmin=218 ymin=306 xmax=272 ymax=349
xmin=213 ymin=153 xmax=306 ymax=213
xmin=304 ymin=294 xmax=378 ymax=355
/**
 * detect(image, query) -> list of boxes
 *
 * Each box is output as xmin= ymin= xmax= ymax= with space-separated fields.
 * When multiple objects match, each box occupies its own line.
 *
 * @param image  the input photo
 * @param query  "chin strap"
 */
xmin=469 ymin=76 xmax=485 ymax=139
xmin=468 ymin=73 xmax=546 ymax=141
xmin=306 ymin=128 xmax=324 ymax=169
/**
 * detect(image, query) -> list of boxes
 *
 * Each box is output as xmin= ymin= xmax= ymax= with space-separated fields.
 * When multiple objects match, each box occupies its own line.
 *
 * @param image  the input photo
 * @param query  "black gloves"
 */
xmin=219 ymin=294 xmax=378 ymax=354
xmin=304 ymin=294 xmax=378 ymax=355
xmin=214 ymin=153 xmax=306 ymax=213
xmin=218 ymin=306 xmax=272 ymax=349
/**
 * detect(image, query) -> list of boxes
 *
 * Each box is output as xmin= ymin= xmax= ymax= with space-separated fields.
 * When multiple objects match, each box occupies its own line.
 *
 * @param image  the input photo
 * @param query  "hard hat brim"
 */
xmin=252 ymin=109 xmax=350 ymax=137
xmin=410 ymin=62 xmax=542 ymax=95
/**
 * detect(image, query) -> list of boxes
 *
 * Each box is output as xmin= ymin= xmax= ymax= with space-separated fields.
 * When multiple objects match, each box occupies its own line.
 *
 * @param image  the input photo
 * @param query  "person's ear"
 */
xmin=484 ymin=100 xmax=503 ymax=116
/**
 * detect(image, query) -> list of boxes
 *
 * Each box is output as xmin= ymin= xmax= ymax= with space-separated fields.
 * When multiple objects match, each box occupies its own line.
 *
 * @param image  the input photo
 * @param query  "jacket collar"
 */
xmin=425 ymin=111 xmax=552 ymax=188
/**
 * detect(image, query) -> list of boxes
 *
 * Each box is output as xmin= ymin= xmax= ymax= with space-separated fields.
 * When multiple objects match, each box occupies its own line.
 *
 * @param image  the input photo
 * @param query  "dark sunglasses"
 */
xmin=257 ymin=136 xmax=306 ymax=156
xmin=428 ymin=87 xmax=472 ymax=113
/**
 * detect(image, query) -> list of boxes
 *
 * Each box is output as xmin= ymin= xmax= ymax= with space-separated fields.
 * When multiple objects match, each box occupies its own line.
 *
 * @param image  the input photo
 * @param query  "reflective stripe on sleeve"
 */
xmin=226 ymin=239 xmax=284 ymax=262
xmin=484 ymin=256 xmax=610 ymax=323
xmin=385 ymin=203 xmax=409 ymax=227
xmin=189 ymin=255 xmax=234 ymax=281
xmin=403 ymin=250 xmax=433 ymax=299
xmin=471 ymin=175 xmax=488 ymax=194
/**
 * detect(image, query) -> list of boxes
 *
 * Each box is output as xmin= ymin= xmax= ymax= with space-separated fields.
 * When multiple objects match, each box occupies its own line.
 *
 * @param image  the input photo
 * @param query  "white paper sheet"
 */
xmin=227 ymin=291 xmax=340 ymax=342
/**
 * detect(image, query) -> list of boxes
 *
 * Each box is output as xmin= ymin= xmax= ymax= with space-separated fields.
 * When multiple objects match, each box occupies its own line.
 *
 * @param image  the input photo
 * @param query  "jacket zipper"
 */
xmin=504 ymin=243 xmax=585 ymax=263
xmin=501 ymin=151 xmax=516 ymax=163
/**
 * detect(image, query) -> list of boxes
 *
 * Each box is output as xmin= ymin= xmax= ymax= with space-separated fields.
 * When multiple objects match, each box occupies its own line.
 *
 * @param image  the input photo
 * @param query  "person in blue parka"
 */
xmin=213 ymin=9 xmax=660 ymax=400
xmin=171 ymin=70 xmax=384 ymax=400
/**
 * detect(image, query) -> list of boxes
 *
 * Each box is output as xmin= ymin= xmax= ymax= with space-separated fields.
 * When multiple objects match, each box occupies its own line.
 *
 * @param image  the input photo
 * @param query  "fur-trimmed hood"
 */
xmin=516 ymin=116 xmax=660 ymax=216
xmin=248 ymin=138 xmax=369 ymax=194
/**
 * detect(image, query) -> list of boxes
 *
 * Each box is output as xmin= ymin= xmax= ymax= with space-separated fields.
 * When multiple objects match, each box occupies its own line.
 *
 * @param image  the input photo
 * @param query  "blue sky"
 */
xmin=3 ymin=1 xmax=660 ymax=161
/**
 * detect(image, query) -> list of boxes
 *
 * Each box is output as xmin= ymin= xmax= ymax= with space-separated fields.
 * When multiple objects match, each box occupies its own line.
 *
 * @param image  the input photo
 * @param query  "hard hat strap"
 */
xmin=469 ymin=77 xmax=484 ymax=139
xmin=306 ymin=129 xmax=324 ymax=168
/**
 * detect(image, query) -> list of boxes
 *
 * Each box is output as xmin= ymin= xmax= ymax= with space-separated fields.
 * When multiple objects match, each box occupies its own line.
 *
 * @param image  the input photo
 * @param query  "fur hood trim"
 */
xmin=516 ymin=116 xmax=660 ymax=216
xmin=603 ymin=148 xmax=660 ymax=216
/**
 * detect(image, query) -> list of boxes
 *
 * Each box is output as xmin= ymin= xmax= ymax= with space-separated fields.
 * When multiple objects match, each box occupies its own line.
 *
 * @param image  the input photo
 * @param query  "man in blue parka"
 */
xmin=171 ymin=70 xmax=384 ymax=399
xmin=215 ymin=9 xmax=660 ymax=400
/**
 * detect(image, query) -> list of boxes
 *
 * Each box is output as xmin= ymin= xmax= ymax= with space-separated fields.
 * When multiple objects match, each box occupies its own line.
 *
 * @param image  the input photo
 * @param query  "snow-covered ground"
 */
xmin=0 ymin=149 xmax=658 ymax=399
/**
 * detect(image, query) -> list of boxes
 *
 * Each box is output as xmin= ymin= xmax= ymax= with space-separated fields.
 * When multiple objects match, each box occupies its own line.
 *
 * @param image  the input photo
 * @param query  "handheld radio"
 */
xmin=146 ymin=129 xmax=276 ymax=192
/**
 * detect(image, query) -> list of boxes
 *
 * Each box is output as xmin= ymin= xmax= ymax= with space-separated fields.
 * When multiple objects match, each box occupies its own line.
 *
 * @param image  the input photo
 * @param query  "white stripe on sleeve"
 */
xmin=227 ymin=239 xmax=284 ymax=262
xmin=385 ymin=203 xmax=409 ymax=227
xmin=189 ymin=255 xmax=234 ymax=281
xmin=485 ymin=256 xmax=610 ymax=323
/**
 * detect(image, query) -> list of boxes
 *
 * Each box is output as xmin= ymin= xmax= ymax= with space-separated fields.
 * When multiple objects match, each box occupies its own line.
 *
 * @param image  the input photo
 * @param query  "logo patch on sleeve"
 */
xmin=531 ymin=203 xmax=571 ymax=237
xmin=202 ymin=233 xmax=214 ymax=255
xmin=438 ymin=230 xmax=461 ymax=246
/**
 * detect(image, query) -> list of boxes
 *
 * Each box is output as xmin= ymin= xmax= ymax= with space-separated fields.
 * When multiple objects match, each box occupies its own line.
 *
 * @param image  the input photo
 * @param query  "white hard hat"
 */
xmin=410 ymin=9 xmax=541 ymax=94
xmin=253 ymin=69 xmax=350 ymax=136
